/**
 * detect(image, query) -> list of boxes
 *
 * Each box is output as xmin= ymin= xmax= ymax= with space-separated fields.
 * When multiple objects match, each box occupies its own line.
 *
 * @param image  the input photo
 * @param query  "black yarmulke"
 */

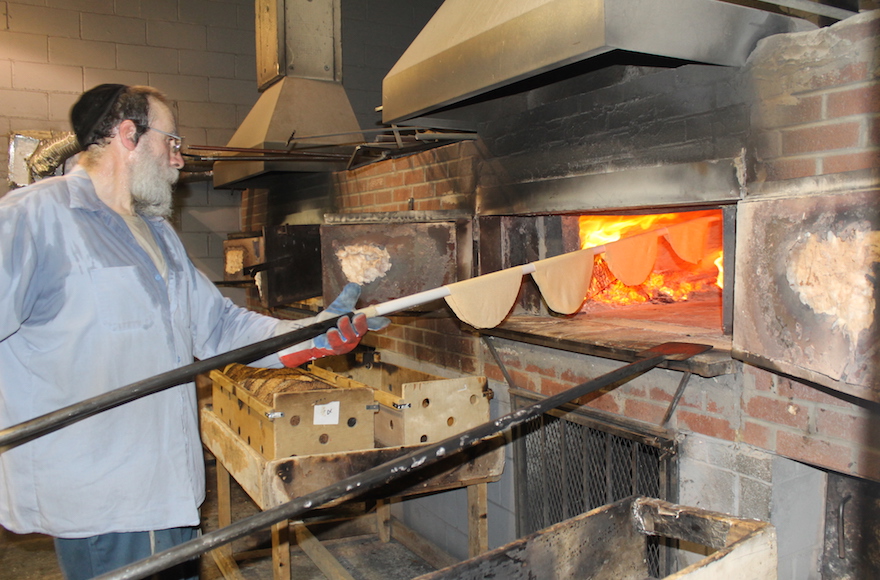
xmin=70 ymin=84 xmax=128 ymax=148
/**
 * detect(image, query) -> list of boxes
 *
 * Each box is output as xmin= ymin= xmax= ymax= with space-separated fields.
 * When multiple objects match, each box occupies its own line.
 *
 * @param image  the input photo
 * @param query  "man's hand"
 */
xmin=279 ymin=313 xmax=368 ymax=368
xmin=277 ymin=283 xmax=388 ymax=368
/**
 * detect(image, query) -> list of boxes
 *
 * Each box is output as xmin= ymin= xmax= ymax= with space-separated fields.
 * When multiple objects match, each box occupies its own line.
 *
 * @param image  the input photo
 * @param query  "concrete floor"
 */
xmin=0 ymin=458 xmax=437 ymax=580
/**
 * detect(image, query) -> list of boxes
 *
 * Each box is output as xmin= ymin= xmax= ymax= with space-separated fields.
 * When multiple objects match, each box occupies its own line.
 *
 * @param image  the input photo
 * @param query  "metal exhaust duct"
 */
xmin=213 ymin=0 xmax=363 ymax=189
xmin=382 ymin=0 xmax=816 ymax=128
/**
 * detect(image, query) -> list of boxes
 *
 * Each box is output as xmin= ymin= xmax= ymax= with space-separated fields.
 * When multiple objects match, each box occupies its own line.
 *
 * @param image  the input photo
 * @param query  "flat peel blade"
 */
xmin=636 ymin=342 xmax=713 ymax=361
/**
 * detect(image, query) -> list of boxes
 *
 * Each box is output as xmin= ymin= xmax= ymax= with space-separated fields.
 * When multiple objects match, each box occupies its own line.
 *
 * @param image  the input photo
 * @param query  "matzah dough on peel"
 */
xmin=604 ymin=232 xmax=659 ymax=286
xmin=665 ymin=217 xmax=711 ymax=264
xmin=531 ymin=248 xmax=595 ymax=314
xmin=444 ymin=267 xmax=524 ymax=328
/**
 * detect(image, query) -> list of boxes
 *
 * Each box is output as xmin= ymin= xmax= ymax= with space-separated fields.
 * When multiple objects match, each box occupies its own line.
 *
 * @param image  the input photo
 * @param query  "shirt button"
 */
xmin=155 ymin=274 xmax=162 ymax=281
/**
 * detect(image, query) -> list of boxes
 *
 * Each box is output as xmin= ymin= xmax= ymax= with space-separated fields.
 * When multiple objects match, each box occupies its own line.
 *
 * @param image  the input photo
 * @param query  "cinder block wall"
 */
xmin=0 ymin=0 xmax=259 ymax=299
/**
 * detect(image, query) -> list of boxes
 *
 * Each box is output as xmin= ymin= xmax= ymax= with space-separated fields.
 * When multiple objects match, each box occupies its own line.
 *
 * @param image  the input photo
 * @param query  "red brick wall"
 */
xmin=748 ymin=11 xmax=880 ymax=181
xmin=334 ymin=141 xmax=479 ymax=213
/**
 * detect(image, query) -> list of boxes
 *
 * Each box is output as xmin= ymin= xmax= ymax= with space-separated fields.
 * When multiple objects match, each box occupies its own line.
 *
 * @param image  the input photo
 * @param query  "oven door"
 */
xmin=732 ymin=178 xmax=880 ymax=402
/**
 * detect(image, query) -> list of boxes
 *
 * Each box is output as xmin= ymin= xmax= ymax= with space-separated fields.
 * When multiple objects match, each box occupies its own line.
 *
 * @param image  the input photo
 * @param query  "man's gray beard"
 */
xmin=130 ymin=149 xmax=178 ymax=218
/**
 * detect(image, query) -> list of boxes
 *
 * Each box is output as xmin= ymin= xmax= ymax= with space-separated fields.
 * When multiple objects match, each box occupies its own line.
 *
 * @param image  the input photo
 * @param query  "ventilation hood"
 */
xmin=382 ymin=0 xmax=817 ymax=128
xmin=212 ymin=0 xmax=363 ymax=189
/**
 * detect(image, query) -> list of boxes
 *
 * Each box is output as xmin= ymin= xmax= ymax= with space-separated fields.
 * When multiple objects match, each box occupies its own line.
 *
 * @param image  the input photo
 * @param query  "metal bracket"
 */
xmin=393 ymin=402 xmax=412 ymax=410
xmin=366 ymin=404 xmax=379 ymax=411
xmin=483 ymin=335 xmax=519 ymax=389
xmin=266 ymin=411 xmax=285 ymax=420
xmin=661 ymin=371 xmax=692 ymax=426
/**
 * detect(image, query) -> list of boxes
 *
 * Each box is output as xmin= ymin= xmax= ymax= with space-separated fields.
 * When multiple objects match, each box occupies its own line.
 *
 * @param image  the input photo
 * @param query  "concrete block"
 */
xmin=13 ymin=62 xmax=82 ymax=93
xmin=0 ymin=60 xmax=10 ymax=89
xmin=147 ymin=21 xmax=207 ymax=51
xmin=208 ymin=77 xmax=257 ymax=106
xmin=679 ymin=457 xmax=738 ymax=515
xmin=175 ymin=181 xmax=209 ymax=206
xmin=233 ymin=0 xmax=255 ymax=30
xmin=0 ymin=30 xmax=46 ymax=62
xmin=205 ymin=127 xmax=236 ymax=146
xmin=148 ymin=0 xmax=179 ymax=22
xmin=190 ymin=256 xmax=223 ymax=282
xmin=206 ymin=26 xmax=254 ymax=56
xmin=114 ymin=0 xmax=141 ymax=18
xmin=179 ymin=0 xmax=239 ymax=28
xmin=488 ymin=500 xmax=517 ymax=549
xmin=49 ymin=92 xmax=79 ymax=122
xmin=81 ymin=13 xmax=146 ymax=44
xmin=179 ymin=205 xmax=240 ymax=233
xmin=771 ymin=456 xmax=825 ymax=579
xmin=178 ymin=232 xmax=210 ymax=258
xmin=7 ymin=4 xmax=79 ymax=37
xmin=117 ymin=44 xmax=178 ymax=74
xmin=206 ymin=230 xmax=227 ymax=259
xmin=734 ymin=447 xmax=773 ymax=482
xmin=178 ymin=100 xmax=237 ymax=129
xmin=233 ymin=53 xmax=256 ymax=81
xmin=218 ymin=286 xmax=247 ymax=307
xmin=46 ymin=0 xmax=113 ymax=13
xmin=179 ymin=49 xmax=236 ymax=79
xmin=206 ymin=187 xmax=242 ymax=208
xmin=10 ymin=117 xmax=69 ymax=133
xmin=83 ymin=68 xmax=148 ymax=90
xmin=49 ymin=38 xmax=115 ymax=69
xmin=177 ymin=125 xmax=206 ymax=147
xmin=739 ymin=476 xmax=772 ymax=521
xmin=148 ymin=74 xmax=209 ymax=103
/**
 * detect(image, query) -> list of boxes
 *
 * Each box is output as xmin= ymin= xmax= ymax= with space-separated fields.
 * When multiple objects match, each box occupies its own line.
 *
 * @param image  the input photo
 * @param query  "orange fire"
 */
xmin=579 ymin=211 xmax=723 ymax=306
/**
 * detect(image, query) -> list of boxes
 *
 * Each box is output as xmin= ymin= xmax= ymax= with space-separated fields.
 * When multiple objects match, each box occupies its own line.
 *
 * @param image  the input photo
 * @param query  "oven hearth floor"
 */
xmin=487 ymin=301 xmax=734 ymax=377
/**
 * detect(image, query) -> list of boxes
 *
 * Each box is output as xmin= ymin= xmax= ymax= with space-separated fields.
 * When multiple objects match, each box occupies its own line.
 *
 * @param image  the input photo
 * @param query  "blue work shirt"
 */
xmin=0 ymin=167 xmax=281 ymax=537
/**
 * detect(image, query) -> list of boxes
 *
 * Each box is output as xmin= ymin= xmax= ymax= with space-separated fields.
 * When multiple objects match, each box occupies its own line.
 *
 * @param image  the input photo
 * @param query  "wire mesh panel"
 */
xmin=512 ymin=390 xmax=676 ymax=576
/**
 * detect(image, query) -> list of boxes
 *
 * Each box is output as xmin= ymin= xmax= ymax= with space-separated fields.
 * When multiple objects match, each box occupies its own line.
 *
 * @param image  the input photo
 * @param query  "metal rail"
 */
xmin=0 ymin=315 xmax=350 ymax=452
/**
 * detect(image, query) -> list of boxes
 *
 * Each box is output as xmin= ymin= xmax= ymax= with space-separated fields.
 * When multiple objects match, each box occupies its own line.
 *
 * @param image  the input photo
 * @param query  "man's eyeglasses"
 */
xmin=145 ymin=126 xmax=183 ymax=154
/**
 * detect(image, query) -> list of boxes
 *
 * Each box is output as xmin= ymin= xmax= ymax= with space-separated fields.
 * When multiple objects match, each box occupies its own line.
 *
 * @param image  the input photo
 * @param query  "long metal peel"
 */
xmin=95 ymin=341 xmax=712 ymax=580
xmin=0 ymin=315 xmax=353 ymax=452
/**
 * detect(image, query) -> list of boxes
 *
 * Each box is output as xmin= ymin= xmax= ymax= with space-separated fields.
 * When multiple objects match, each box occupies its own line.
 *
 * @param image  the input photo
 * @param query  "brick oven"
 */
xmin=225 ymin=4 xmax=879 ymax=578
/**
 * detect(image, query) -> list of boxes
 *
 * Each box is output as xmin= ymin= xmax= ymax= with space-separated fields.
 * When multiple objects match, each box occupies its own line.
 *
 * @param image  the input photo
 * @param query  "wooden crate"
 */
xmin=310 ymin=356 xmax=492 ymax=447
xmin=210 ymin=364 xmax=375 ymax=460
xmin=414 ymin=496 xmax=777 ymax=580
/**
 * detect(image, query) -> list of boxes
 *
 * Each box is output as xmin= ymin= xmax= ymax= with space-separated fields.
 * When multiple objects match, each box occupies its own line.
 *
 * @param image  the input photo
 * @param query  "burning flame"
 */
xmin=579 ymin=211 xmax=723 ymax=306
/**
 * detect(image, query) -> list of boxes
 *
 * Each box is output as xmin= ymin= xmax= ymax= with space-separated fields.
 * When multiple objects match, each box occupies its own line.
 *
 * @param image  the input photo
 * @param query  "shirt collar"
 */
xmin=67 ymin=166 xmax=105 ymax=213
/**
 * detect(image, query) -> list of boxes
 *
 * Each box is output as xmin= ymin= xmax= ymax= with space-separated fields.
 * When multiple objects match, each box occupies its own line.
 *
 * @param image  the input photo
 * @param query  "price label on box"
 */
xmin=314 ymin=401 xmax=340 ymax=425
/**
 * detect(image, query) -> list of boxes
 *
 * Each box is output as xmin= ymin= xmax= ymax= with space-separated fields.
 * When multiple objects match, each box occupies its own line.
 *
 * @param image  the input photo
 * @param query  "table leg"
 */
xmin=467 ymin=483 xmax=489 ymax=557
xmin=377 ymin=499 xmax=392 ymax=543
xmin=271 ymin=521 xmax=291 ymax=580
xmin=210 ymin=461 xmax=246 ymax=579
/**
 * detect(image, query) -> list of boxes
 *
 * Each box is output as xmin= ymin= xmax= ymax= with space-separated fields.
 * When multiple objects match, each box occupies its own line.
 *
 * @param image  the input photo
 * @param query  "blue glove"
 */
xmin=317 ymin=283 xmax=390 ymax=331
xmin=280 ymin=283 xmax=389 ymax=367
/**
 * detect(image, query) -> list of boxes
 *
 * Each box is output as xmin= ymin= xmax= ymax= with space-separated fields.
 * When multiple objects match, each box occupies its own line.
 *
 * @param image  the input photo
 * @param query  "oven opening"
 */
xmin=484 ymin=205 xmax=735 ymax=375
xmin=577 ymin=208 xmax=726 ymax=332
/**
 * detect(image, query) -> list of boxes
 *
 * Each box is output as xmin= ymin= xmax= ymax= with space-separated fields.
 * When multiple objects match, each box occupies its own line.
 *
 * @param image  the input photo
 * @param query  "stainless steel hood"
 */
xmin=213 ymin=0 xmax=363 ymax=189
xmin=382 ymin=0 xmax=817 ymax=127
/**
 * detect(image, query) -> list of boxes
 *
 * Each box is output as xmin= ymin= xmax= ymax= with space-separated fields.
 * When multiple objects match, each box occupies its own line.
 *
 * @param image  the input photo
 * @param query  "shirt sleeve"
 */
xmin=187 ymin=263 xmax=283 ymax=364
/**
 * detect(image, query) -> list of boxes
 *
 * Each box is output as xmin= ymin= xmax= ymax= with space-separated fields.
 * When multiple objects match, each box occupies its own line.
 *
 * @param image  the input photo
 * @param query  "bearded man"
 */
xmin=0 ymin=85 xmax=379 ymax=579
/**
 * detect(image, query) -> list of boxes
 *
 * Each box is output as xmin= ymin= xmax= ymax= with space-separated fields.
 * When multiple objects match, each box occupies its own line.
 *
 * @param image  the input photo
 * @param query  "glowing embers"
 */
xmin=580 ymin=210 xmax=724 ymax=307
